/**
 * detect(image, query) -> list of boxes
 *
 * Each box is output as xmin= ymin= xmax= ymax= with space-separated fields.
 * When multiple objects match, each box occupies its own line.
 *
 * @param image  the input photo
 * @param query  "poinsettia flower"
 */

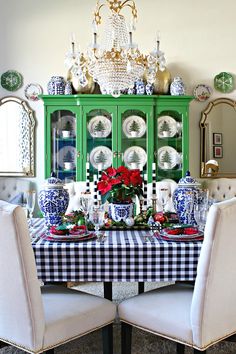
xmin=106 ymin=167 xmax=117 ymax=177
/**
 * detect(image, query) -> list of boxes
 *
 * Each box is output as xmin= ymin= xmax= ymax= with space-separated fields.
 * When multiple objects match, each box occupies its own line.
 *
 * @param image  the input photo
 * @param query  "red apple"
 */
xmin=153 ymin=212 xmax=166 ymax=224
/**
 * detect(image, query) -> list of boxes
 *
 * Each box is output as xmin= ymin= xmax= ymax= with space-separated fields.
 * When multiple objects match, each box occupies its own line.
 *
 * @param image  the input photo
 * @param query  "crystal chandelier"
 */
xmin=65 ymin=0 xmax=167 ymax=97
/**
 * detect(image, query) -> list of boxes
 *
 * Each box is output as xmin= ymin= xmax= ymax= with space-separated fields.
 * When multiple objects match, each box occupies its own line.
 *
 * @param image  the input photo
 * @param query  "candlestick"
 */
xmin=93 ymin=175 xmax=98 ymax=206
xmin=152 ymin=163 xmax=156 ymax=197
xmin=86 ymin=162 xmax=90 ymax=193
xmin=143 ymin=173 xmax=148 ymax=210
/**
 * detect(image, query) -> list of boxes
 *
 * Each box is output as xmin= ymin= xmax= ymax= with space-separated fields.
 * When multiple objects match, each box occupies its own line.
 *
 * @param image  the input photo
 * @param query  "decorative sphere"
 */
xmin=125 ymin=217 xmax=135 ymax=227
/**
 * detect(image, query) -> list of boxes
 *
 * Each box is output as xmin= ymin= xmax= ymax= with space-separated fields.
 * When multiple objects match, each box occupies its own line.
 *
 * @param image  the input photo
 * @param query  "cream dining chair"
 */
xmin=0 ymin=200 xmax=116 ymax=354
xmin=118 ymin=197 xmax=236 ymax=353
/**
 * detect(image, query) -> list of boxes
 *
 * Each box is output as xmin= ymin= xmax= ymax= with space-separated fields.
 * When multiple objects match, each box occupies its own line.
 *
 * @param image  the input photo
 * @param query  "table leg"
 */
xmin=104 ymin=282 xmax=112 ymax=300
xmin=138 ymin=282 xmax=145 ymax=294
xmin=102 ymin=324 xmax=113 ymax=354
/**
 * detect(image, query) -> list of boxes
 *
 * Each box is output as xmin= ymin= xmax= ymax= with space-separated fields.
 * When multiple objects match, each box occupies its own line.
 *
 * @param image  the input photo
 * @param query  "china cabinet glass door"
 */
xmin=118 ymin=106 xmax=153 ymax=176
xmin=83 ymin=106 xmax=117 ymax=179
xmin=47 ymin=107 xmax=79 ymax=182
xmin=155 ymin=109 xmax=185 ymax=181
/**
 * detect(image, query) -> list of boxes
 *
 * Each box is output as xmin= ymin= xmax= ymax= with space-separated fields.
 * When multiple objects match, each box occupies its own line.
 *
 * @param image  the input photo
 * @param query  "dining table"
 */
xmin=31 ymin=218 xmax=203 ymax=300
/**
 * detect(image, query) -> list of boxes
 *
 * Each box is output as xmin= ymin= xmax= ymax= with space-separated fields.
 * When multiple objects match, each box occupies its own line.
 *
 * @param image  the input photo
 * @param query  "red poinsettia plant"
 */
xmin=97 ymin=166 xmax=143 ymax=204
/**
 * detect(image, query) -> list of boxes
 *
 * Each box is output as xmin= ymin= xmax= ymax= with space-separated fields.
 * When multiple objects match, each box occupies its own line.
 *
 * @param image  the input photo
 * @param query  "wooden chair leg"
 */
xmin=177 ymin=342 xmax=185 ymax=354
xmin=45 ymin=349 xmax=54 ymax=354
xmin=102 ymin=323 xmax=113 ymax=354
xmin=194 ymin=349 xmax=206 ymax=354
xmin=121 ymin=322 xmax=132 ymax=354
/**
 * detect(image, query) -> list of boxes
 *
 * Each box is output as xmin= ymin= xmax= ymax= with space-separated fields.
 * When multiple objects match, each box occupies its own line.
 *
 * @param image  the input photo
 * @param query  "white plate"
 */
xmin=193 ymin=84 xmax=212 ymax=102
xmin=90 ymin=146 xmax=112 ymax=170
xmin=24 ymin=83 xmax=43 ymax=101
xmin=161 ymin=228 xmax=203 ymax=240
xmin=88 ymin=116 xmax=112 ymax=138
xmin=157 ymin=146 xmax=179 ymax=170
xmin=48 ymin=233 xmax=96 ymax=242
xmin=158 ymin=116 xmax=177 ymax=138
xmin=57 ymin=146 xmax=76 ymax=168
xmin=58 ymin=115 xmax=76 ymax=133
xmin=122 ymin=115 xmax=146 ymax=138
xmin=123 ymin=146 xmax=147 ymax=169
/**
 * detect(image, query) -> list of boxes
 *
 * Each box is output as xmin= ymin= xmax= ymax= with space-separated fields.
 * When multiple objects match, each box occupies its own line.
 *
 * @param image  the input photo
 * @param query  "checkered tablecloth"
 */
xmin=31 ymin=219 xmax=202 ymax=283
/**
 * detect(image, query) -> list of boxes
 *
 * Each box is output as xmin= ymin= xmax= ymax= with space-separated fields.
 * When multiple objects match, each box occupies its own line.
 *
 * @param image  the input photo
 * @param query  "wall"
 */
xmin=0 ymin=0 xmax=236 ymax=191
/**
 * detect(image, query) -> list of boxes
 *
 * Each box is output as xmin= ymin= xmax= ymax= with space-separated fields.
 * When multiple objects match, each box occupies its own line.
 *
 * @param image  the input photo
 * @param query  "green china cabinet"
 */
xmin=40 ymin=95 xmax=193 ymax=183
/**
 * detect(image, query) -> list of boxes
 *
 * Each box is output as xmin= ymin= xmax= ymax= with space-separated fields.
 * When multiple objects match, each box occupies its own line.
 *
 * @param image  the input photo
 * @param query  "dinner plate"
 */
xmin=193 ymin=84 xmax=212 ymax=102
xmin=123 ymin=146 xmax=147 ymax=169
xmin=122 ymin=115 xmax=146 ymax=138
xmin=89 ymin=146 xmax=112 ymax=170
xmin=88 ymin=116 xmax=112 ymax=138
xmin=1 ymin=70 xmax=23 ymax=91
xmin=157 ymin=116 xmax=177 ymax=138
xmin=161 ymin=227 xmax=203 ymax=240
xmin=57 ymin=146 xmax=76 ymax=169
xmin=24 ymin=83 xmax=43 ymax=101
xmin=157 ymin=146 xmax=179 ymax=170
xmin=47 ymin=232 xmax=96 ymax=242
xmin=58 ymin=115 xmax=76 ymax=133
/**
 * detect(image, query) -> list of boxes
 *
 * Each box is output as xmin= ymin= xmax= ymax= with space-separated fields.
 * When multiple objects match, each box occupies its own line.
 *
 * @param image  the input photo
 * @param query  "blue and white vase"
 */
xmin=47 ymin=76 xmax=66 ymax=95
xmin=127 ymin=87 xmax=135 ymax=95
xmin=173 ymin=171 xmax=200 ymax=225
xmin=108 ymin=203 xmax=133 ymax=222
xmin=65 ymin=81 xmax=72 ymax=95
xmin=170 ymin=76 xmax=186 ymax=96
xmin=135 ymin=80 xmax=145 ymax=95
xmin=38 ymin=174 xmax=69 ymax=227
xmin=145 ymin=83 xmax=154 ymax=95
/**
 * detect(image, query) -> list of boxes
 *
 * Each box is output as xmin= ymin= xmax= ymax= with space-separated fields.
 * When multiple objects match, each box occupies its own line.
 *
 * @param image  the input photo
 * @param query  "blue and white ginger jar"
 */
xmin=170 ymin=76 xmax=186 ymax=96
xmin=173 ymin=171 xmax=200 ymax=225
xmin=47 ymin=76 xmax=66 ymax=95
xmin=135 ymin=80 xmax=145 ymax=95
xmin=38 ymin=174 xmax=69 ymax=227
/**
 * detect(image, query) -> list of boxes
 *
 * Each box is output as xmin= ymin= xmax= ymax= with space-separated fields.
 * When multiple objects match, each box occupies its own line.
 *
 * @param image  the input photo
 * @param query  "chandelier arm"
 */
xmin=93 ymin=1 xmax=106 ymax=26
xmin=121 ymin=0 xmax=137 ymax=18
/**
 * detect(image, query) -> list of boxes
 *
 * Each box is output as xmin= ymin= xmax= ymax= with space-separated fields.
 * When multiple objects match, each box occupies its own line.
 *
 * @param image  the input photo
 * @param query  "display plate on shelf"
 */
xmin=88 ymin=116 xmax=112 ymax=138
xmin=90 ymin=146 xmax=112 ymax=170
xmin=57 ymin=146 xmax=76 ymax=169
xmin=58 ymin=115 xmax=76 ymax=137
xmin=157 ymin=146 xmax=179 ymax=170
xmin=24 ymin=83 xmax=43 ymax=101
xmin=122 ymin=115 xmax=146 ymax=138
xmin=157 ymin=116 xmax=177 ymax=138
xmin=193 ymin=84 xmax=212 ymax=102
xmin=214 ymin=72 xmax=234 ymax=93
xmin=1 ymin=70 xmax=23 ymax=91
xmin=123 ymin=146 xmax=147 ymax=169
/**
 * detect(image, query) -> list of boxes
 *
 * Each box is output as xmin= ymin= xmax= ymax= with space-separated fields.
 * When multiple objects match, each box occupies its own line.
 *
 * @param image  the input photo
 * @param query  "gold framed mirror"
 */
xmin=0 ymin=96 xmax=35 ymax=176
xmin=200 ymin=98 xmax=236 ymax=178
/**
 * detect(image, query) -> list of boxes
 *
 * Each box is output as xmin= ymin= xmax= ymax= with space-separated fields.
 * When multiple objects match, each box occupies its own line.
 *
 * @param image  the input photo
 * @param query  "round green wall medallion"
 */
xmin=214 ymin=72 xmax=234 ymax=93
xmin=1 ymin=70 xmax=23 ymax=91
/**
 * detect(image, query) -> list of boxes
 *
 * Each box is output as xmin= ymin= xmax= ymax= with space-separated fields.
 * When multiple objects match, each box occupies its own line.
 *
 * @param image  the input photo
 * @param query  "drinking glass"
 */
xmin=79 ymin=193 xmax=93 ymax=226
xmin=185 ymin=191 xmax=195 ymax=225
xmin=25 ymin=190 xmax=36 ymax=231
xmin=89 ymin=205 xmax=105 ymax=238
xmin=194 ymin=203 xmax=208 ymax=231
xmin=197 ymin=189 xmax=209 ymax=209
xmin=159 ymin=187 xmax=169 ymax=212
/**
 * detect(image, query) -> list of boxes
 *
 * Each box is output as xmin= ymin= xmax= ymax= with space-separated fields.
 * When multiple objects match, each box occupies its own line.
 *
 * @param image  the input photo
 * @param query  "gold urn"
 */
xmin=144 ymin=68 xmax=171 ymax=94
xmin=69 ymin=71 xmax=95 ymax=94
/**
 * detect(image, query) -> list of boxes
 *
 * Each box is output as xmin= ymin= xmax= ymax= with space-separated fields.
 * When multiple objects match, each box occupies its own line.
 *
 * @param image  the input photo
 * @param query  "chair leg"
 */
xmin=121 ymin=322 xmax=132 ymax=354
xmin=194 ymin=350 xmax=206 ymax=353
xmin=102 ymin=323 xmax=113 ymax=354
xmin=177 ymin=342 xmax=185 ymax=354
xmin=45 ymin=350 xmax=54 ymax=354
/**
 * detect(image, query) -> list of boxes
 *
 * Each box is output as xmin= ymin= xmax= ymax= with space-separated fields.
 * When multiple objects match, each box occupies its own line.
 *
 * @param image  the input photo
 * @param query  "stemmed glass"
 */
xmin=25 ymin=190 xmax=36 ymax=232
xmin=89 ymin=205 xmax=105 ymax=239
xmin=79 ymin=193 xmax=93 ymax=227
xmin=159 ymin=188 xmax=169 ymax=212
xmin=194 ymin=203 xmax=208 ymax=231
xmin=185 ymin=191 xmax=195 ymax=225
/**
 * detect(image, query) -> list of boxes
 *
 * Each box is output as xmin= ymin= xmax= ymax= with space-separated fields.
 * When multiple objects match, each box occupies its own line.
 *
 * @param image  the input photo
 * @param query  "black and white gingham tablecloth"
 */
xmin=31 ymin=219 xmax=202 ymax=283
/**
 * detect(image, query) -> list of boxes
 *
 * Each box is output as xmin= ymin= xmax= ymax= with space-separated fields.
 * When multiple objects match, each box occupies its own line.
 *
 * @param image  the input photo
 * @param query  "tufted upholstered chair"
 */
xmin=0 ymin=177 xmax=32 ymax=204
xmin=203 ymin=178 xmax=236 ymax=202
xmin=0 ymin=200 xmax=116 ymax=354
xmin=118 ymin=197 xmax=236 ymax=353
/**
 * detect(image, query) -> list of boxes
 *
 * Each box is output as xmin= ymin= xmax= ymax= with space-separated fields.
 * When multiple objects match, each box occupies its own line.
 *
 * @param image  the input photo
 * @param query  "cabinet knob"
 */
xmin=113 ymin=151 xmax=118 ymax=158
xmin=117 ymin=151 xmax=124 ymax=160
xmin=77 ymin=151 xmax=81 ymax=157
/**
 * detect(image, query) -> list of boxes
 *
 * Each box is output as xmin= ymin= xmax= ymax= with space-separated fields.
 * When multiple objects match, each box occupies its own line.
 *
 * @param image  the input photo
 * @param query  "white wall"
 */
xmin=1 ymin=0 xmax=236 ymax=190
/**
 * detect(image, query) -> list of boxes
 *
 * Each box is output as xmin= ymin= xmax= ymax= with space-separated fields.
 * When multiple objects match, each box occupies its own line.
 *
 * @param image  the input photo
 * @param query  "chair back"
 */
xmin=0 ymin=201 xmax=44 ymax=351
xmin=191 ymin=197 xmax=236 ymax=348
